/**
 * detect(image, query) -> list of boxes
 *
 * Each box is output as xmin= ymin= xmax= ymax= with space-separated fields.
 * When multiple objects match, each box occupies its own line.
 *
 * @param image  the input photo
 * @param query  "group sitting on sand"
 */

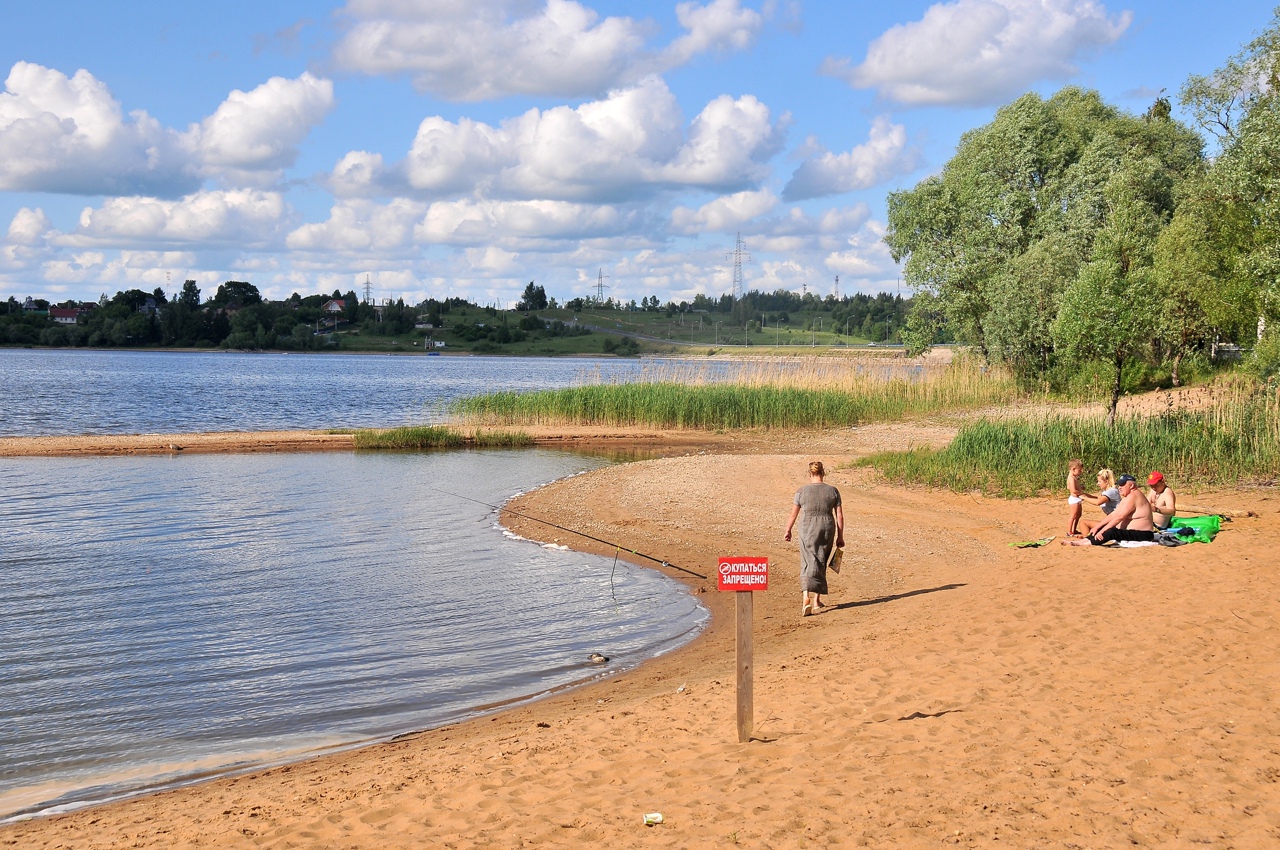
xmin=1063 ymin=459 xmax=1177 ymax=546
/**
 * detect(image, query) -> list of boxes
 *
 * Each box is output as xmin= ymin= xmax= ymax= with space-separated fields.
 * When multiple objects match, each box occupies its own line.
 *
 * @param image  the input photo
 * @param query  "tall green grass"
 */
xmin=453 ymin=359 xmax=1019 ymax=429
xmin=864 ymin=382 xmax=1280 ymax=495
xmin=354 ymin=426 xmax=534 ymax=450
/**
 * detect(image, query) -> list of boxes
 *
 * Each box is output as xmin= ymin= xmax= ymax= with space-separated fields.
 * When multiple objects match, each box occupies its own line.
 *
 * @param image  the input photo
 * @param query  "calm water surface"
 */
xmin=0 ymin=450 xmax=707 ymax=820
xmin=0 ymin=346 xmax=707 ymax=820
xmin=0 ymin=349 xmax=648 ymax=436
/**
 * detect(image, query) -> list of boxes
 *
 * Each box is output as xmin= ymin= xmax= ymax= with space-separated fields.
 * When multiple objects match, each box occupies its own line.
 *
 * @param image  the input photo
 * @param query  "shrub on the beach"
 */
xmin=452 ymin=359 xmax=1019 ymax=429
xmin=354 ymin=426 xmax=534 ymax=450
xmin=863 ymin=379 xmax=1280 ymax=494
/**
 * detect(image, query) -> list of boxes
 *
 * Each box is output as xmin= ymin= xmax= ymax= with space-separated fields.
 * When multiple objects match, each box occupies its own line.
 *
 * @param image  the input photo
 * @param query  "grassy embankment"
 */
xmin=863 ymin=378 xmax=1280 ymax=495
xmin=352 ymin=426 xmax=534 ymax=450
xmin=450 ymin=353 xmax=1279 ymax=493
xmin=452 ymin=357 xmax=1019 ymax=429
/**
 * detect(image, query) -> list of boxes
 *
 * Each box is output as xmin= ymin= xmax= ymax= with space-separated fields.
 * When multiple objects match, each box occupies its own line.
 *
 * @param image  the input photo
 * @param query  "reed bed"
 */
xmin=864 ymin=380 xmax=1280 ymax=496
xmin=354 ymin=426 xmax=534 ymax=450
xmin=453 ymin=358 xmax=1019 ymax=429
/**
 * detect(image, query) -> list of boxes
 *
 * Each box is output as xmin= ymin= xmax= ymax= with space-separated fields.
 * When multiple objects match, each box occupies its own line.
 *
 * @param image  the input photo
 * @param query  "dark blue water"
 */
xmin=0 ymin=351 xmax=708 ymax=820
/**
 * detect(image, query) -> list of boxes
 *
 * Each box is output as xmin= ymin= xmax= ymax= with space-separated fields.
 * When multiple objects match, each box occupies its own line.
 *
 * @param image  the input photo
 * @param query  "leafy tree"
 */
xmin=1052 ymin=157 xmax=1165 ymax=424
xmin=111 ymin=289 xmax=155 ymax=312
xmin=517 ymin=281 xmax=548 ymax=311
xmin=211 ymin=280 xmax=261 ymax=307
xmin=1152 ymin=190 xmax=1221 ymax=384
xmin=1179 ymin=9 xmax=1280 ymax=346
xmin=886 ymin=86 xmax=1203 ymax=387
xmin=178 ymin=280 xmax=201 ymax=307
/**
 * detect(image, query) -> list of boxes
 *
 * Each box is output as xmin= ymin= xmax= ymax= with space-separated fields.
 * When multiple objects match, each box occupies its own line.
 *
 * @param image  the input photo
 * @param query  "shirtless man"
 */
xmin=1146 ymin=471 xmax=1176 ymax=530
xmin=1062 ymin=474 xmax=1155 ymax=546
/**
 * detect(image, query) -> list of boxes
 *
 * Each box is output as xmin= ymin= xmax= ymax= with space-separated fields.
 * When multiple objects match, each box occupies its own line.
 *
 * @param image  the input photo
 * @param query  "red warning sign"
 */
xmin=717 ymin=556 xmax=769 ymax=591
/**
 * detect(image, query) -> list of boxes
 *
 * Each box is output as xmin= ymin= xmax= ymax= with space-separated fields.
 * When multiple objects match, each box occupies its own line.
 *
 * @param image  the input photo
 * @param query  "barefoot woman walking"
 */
xmin=783 ymin=461 xmax=845 ymax=617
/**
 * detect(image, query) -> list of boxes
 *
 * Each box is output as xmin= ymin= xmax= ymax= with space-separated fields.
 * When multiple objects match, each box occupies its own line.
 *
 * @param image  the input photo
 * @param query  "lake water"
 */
xmin=0 ymin=350 xmax=708 ymax=820
xmin=0 ymin=349 xmax=651 ymax=436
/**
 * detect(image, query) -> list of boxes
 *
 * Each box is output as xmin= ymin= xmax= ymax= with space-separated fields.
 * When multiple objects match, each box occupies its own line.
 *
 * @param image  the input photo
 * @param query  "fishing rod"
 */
xmin=429 ymin=486 xmax=708 ymax=580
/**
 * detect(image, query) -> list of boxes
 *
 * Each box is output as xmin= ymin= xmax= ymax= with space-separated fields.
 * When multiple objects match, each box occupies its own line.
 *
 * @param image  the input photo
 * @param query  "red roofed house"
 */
xmin=49 ymin=307 xmax=82 ymax=325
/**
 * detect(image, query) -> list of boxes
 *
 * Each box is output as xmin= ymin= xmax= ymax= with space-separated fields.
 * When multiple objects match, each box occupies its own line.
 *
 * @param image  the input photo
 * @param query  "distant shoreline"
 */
xmin=0 ymin=426 xmax=794 ymax=458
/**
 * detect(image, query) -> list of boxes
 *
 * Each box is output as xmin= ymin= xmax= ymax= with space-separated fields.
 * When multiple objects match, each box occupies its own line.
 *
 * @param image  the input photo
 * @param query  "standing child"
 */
xmin=1066 ymin=459 xmax=1087 ymax=537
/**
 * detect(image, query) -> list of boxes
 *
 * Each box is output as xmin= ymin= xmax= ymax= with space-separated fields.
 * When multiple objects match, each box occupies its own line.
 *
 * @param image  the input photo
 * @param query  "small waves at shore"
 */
xmin=0 ymin=450 xmax=706 ymax=820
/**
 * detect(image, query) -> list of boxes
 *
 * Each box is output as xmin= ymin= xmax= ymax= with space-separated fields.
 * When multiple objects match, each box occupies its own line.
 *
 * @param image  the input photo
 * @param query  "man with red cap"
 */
xmin=1146 ymin=471 xmax=1176 ymax=530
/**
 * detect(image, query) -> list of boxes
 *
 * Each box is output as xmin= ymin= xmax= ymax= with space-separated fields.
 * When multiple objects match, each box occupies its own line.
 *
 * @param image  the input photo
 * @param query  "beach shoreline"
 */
xmin=4 ymin=428 xmax=1279 ymax=848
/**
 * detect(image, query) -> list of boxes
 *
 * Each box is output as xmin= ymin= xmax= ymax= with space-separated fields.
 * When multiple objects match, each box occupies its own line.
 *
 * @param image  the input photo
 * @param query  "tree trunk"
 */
xmin=1171 ymin=351 xmax=1182 ymax=388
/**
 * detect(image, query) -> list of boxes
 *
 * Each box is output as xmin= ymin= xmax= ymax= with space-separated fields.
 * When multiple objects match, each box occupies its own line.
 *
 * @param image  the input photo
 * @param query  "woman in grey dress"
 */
xmin=783 ymin=461 xmax=845 ymax=617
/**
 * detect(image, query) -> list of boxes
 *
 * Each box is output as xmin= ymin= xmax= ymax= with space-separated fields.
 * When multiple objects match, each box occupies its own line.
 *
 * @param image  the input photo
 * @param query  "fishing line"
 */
xmin=427 ymin=485 xmax=708 ymax=580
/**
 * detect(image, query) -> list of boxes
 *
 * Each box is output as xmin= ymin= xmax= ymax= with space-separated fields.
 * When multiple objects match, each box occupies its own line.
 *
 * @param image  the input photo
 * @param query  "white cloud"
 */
xmin=415 ymin=198 xmax=634 ymax=245
xmin=465 ymin=246 xmax=520 ymax=274
xmin=783 ymin=116 xmax=920 ymax=200
xmin=0 ymin=62 xmax=197 ymax=196
xmin=329 ymin=151 xmax=391 ymax=197
xmin=660 ymin=92 xmax=781 ymax=188
xmin=406 ymin=116 xmax=515 ymax=195
xmin=388 ymin=77 xmax=782 ymax=201
xmin=0 ymin=62 xmax=334 ymax=196
xmin=662 ymin=0 xmax=765 ymax=65
xmin=38 ymin=249 xmax=202 ymax=287
xmin=825 ymin=219 xmax=895 ymax=278
xmin=6 ymin=207 xmax=53 ymax=247
xmin=823 ymin=0 xmax=1131 ymax=106
xmin=2 ymin=208 xmax=56 ymax=270
xmin=62 ymin=189 xmax=293 ymax=249
xmin=671 ymin=189 xmax=778 ymax=233
xmin=287 ymin=198 xmax=426 ymax=252
xmin=332 ymin=0 xmax=761 ymax=100
xmin=188 ymin=72 xmax=335 ymax=186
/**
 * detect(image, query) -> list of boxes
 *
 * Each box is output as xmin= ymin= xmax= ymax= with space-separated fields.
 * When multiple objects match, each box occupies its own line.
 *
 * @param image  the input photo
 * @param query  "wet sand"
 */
xmin=3 ymin=427 xmax=1279 ymax=848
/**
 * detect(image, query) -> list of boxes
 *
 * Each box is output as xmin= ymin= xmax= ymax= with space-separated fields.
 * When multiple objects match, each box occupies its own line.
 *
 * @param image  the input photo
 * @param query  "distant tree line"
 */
xmin=567 ymin=288 xmax=914 ymax=342
xmin=1 ymin=280 xmax=432 ymax=350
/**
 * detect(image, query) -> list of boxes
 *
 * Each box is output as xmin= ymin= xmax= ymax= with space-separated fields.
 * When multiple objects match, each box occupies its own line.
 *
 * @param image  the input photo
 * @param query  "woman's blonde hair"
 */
xmin=1096 ymin=468 xmax=1115 ymax=489
xmin=808 ymin=461 xmax=825 ymax=477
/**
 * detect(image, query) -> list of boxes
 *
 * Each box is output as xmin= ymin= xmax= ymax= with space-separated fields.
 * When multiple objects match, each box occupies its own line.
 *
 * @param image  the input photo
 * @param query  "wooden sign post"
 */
xmin=718 ymin=556 xmax=768 ymax=743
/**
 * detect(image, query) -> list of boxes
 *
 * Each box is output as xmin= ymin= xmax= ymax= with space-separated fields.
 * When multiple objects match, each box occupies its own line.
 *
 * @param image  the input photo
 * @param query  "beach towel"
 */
xmin=1009 ymin=537 xmax=1055 ymax=548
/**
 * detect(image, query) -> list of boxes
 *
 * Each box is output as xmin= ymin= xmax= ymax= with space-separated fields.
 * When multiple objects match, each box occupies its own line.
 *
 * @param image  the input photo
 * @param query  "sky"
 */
xmin=1 ymin=0 xmax=1276 ymax=309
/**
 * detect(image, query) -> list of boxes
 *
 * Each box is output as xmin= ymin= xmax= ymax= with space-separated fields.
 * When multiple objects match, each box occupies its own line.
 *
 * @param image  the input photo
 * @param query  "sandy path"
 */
xmin=3 ymin=434 xmax=1278 ymax=848
xmin=0 ymin=422 xmax=954 ymax=458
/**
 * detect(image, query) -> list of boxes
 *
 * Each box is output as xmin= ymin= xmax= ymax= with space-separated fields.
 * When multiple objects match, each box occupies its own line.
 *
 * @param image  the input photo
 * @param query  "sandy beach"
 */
xmin=3 ymin=424 xmax=1278 ymax=848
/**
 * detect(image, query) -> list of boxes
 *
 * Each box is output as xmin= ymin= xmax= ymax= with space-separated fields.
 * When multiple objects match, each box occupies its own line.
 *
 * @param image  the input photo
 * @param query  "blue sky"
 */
xmin=1 ymin=0 xmax=1275 ymax=308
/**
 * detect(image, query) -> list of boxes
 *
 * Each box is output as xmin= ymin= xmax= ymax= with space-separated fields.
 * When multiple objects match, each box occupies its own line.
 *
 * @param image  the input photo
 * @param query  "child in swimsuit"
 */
xmin=1066 ymin=458 xmax=1087 ymax=537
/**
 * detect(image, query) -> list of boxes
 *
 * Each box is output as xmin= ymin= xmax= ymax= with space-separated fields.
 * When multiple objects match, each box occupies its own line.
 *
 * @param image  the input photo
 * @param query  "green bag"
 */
xmin=1167 ymin=515 xmax=1221 ymax=544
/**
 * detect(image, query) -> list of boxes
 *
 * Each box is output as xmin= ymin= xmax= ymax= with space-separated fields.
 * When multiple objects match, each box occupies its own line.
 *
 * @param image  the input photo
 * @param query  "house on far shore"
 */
xmin=322 ymin=299 xmax=345 ymax=315
xmin=49 ymin=307 xmax=81 ymax=325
